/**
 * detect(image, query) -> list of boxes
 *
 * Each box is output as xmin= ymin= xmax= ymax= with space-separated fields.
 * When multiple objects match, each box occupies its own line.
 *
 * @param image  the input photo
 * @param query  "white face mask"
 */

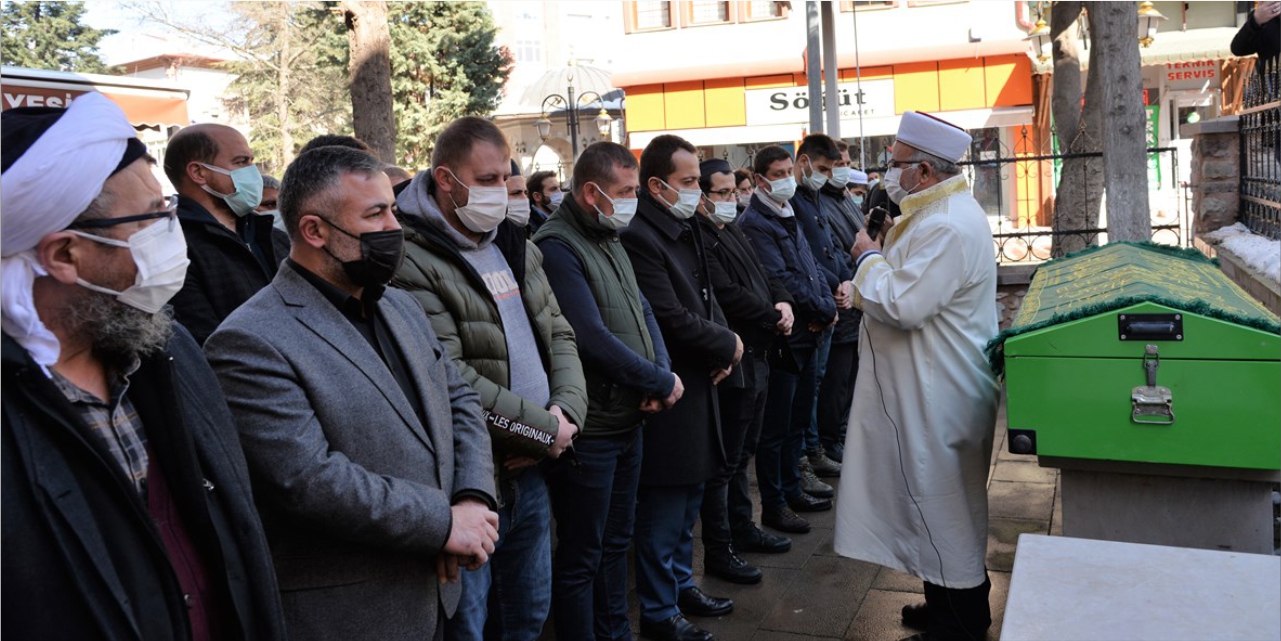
xmin=547 ymin=191 xmax=564 ymax=208
xmin=884 ymin=165 xmax=920 ymax=205
xmin=832 ymin=167 xmax=853 ymax=188
xmin=68 ymin=217 xmax=191 ymax=314
xmin=445 ymin=168 xmax=508 ymax=233
xmin=506 ymin=198 xmax=531 ymax=226
xmin=658 ymin=179 xmax=701 ymax=220
xmin=711 ymin=200 xmax=738 ymax=225
xmin=736 ymin=193 xmax=752 ymax=208
xmin=591 ymin=184 xmax=638 ymax=231
xmin=801 ymin=159 xmax=827 ymax=191
xmin=764 ymin=175 xmax=797 ymax=204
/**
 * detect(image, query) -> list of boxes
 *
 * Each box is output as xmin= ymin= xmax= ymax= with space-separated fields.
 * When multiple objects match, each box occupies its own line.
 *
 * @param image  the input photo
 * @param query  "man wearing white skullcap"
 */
xmin=1 ymin=92 xmax=287 ymax=639
xmin=833 ymin=110 xmax=999 ymax=641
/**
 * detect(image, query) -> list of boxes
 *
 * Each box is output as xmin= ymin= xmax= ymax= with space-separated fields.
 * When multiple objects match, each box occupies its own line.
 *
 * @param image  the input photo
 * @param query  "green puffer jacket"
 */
xmin=391 ymin=212 xmax=588 ymax=462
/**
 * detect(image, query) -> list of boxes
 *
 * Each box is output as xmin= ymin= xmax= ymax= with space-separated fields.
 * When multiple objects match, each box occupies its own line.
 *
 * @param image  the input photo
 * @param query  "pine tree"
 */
xmin=387 ymin=1 xmax=512 ymax=168
xmin=220 ymin=2 xmax=352 ymax=174
xmin=128 ymin=1 xmax=352 ymax=174
xmin=1 ymin=1 xmax=116 ymax=73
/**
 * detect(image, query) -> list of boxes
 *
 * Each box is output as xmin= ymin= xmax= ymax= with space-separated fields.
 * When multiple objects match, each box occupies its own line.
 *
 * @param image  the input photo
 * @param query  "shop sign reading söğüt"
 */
xmin=745 ymin=79 xmax=895 ymax=127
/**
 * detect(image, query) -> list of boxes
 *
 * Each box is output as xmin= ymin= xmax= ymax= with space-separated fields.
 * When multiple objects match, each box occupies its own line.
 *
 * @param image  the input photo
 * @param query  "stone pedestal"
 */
xmin=1002 ymin=534 xmax=1281 ymax=641
xmin=1044 ymin=457 xmax=1278 ymax=555
xmin=1182 ymin=117 xmax=1241 ymax=236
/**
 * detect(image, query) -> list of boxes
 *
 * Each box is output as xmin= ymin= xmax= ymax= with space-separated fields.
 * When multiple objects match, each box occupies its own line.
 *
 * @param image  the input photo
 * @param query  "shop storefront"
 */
xmin=619 ymin=53 xmax=1035 ymax=223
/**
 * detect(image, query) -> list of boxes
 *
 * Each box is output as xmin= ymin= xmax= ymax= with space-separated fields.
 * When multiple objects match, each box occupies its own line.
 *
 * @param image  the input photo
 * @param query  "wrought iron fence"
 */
xmin=1239 ymin=56 xmax=1281 ymax=241
xmin=867 ymin=125 xmax=1186 ymax=264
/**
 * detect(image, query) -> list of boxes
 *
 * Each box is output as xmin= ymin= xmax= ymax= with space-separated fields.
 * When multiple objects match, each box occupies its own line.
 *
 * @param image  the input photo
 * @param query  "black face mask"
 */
xmin=319 ymin=218 xmax=406 ymax=288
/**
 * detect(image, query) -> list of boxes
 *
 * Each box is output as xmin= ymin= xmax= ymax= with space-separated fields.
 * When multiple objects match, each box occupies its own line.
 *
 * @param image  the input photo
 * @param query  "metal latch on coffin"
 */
xmin=1131 ymin=344 xmax=1175 ymax=425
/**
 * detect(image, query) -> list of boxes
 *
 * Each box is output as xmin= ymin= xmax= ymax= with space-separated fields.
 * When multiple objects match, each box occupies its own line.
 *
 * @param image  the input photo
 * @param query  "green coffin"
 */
xmin=991 ymin=243 xmax=1281 ymax=470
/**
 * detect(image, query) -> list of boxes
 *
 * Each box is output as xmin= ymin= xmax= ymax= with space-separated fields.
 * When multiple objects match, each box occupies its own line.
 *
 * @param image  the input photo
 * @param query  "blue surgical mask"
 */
xmin=852 ymin=195 xmax=864 ymax=207
xmin=200 ymin=163 xmax=264 ymax=217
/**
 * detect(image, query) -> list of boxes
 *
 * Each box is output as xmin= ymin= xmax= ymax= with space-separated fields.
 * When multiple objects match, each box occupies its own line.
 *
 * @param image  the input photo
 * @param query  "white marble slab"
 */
xmin=1002 ymin=534 xmax=1281 ymax=641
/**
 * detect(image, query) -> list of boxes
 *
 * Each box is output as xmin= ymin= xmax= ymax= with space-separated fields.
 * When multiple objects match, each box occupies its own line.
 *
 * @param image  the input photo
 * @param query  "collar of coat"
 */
xmin=637 ymin=192 xmax=689 ymax=241
xmin=886 ymin=174 xmax=970 ymax=250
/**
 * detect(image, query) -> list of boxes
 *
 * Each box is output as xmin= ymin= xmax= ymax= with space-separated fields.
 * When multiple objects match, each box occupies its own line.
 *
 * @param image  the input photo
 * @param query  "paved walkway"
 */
xmin=627 ymin=396 xmax=1063 ymax=641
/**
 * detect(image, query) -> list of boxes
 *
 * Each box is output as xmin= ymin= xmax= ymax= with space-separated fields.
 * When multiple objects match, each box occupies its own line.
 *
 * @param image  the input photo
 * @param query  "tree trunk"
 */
xmin=1050 ymin=1 xmax=1106 ymax=257
xmin=1092 ymin=1 xmax=1151 ymax=243
xmin=276 ymin=4 xmax=293 ymax=169
xmin=342 ymin=1 xmax=395 ymax=163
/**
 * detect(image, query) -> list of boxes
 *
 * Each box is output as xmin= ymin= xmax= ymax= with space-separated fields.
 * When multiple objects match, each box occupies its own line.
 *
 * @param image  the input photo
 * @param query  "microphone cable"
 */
xmin=863 ymin=319 xmax=981 ymax=641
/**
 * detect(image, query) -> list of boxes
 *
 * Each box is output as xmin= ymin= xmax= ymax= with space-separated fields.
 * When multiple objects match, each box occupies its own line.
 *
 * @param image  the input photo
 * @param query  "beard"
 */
xmin=61 ymin=289 xmax=175 ymax=369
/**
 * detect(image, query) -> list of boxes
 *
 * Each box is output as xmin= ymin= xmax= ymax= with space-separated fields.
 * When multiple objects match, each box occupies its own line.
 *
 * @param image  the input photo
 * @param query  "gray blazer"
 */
xmin=205 ymin=263 xmax=496 ymax=641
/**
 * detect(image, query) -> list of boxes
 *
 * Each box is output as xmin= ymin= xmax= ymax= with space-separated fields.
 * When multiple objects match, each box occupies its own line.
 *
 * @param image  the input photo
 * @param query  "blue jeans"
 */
xmin=757 ymin=344 xmax=817 ymax=512
xmin=634 ymin=482 xmax=705 ymax=623
xmin=447 ymin=466 xmax=551 ymax=641
xmin=805 ymin=328 xmax=834 ymax=453
xmin=546 ymin=429 xmax=643 ymax=641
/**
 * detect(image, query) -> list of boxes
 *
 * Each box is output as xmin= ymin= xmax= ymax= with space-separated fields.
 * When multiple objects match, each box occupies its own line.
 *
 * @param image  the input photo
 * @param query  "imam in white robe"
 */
xmin=833 ymin=174 xmax=1000 ymax=589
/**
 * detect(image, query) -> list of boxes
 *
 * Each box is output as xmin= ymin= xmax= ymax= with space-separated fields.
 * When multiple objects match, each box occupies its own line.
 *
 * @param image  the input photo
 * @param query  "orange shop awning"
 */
xmin=2 ymin=66 xmax=190 ymax=129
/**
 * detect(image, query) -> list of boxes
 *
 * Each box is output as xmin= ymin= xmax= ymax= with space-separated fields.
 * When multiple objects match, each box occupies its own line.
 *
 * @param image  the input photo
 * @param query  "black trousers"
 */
xmin=923 ymin=574 xmax=992 ymax=641
xmin=817 ymin=341 xmax=858 ymax=448
xmin=702 ymin=353 xmax=767 ymax=553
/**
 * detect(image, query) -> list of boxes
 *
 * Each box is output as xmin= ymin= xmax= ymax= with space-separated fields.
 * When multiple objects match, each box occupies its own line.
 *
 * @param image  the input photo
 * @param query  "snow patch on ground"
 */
xmin=1202 ymin=223 xmax=1281 ymax=286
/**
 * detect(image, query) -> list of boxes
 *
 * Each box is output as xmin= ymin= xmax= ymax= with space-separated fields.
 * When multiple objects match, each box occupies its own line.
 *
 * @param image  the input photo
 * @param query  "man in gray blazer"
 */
xmin=206 ymin=145 xmax=499 ymax=641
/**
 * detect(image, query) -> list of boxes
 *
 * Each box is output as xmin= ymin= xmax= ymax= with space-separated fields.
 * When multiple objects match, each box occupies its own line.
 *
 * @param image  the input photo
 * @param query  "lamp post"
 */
xmin=1024 ymin=15 xmax=1051 ymax=63
xmin=1136 ymin=1 xmax=1167 ymax=48
xmin=534 ymin=72 xmax=614 ymax=165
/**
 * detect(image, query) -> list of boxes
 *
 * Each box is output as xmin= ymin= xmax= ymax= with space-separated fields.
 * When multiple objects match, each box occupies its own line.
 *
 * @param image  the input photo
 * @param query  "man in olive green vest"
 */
xmin=533 ymin=142 xmax=684 ymax=641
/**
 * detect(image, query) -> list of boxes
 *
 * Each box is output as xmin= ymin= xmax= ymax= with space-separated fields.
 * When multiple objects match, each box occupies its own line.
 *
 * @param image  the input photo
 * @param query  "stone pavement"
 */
xmin=625 ymin=395 xmax=1062 ymax=641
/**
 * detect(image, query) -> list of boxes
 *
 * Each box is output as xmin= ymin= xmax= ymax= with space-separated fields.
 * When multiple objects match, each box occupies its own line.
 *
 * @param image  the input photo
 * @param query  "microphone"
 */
xmin=866 ymin=206 xmax=889 ymax=239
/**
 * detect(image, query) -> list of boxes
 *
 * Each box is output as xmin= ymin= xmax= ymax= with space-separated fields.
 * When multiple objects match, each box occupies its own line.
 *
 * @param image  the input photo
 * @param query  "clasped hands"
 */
xmin=438 ymin=498 xmax=500 ymax=584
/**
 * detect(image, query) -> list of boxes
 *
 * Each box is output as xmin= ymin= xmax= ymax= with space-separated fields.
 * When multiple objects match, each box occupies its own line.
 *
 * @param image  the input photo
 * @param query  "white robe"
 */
xmin=833 ymin=174 xmax=1000 ymax=589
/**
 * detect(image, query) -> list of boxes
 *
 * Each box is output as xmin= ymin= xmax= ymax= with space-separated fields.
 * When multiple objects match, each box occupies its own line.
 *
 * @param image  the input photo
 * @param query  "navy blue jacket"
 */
xmin=791 ymin=184 xmax=851 ymax=295
xmin=737 ymin=194 xmax=837 ymax=348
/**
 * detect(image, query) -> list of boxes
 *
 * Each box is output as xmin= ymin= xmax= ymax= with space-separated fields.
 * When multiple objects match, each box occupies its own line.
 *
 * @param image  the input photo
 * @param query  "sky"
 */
xmin=82 ymin=1 xmax=237 ymax=64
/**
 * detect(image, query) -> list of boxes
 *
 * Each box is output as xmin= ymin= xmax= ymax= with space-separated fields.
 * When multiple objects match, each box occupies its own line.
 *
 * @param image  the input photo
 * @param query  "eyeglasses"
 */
xmin=67 ymin=195 xmax=180 ymax=232
xmin=705 ymin=189 xmax=742 ymax=199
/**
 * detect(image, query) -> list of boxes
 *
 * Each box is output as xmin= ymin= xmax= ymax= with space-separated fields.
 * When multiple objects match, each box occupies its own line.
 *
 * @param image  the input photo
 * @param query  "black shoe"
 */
xmin=822 ymin=441 xmax=845 ymax=462
xmin=678 ymin=586 xmax=734 ymax=617
xmin=733 ymin=524 xmax=793 ymax=554
xmin=897 ymin=634 xmax=931 ymax=641
xmin=762 ymin=507 xmax=811 ymax=534
xmin=787 ymin=492 xmax=833 ymax=512
xmin=639 ymin=614 xmax=714 ymax=641
xmin=901 ymin=603 xmax=929 ymax=631
xmin=704 ymin=547 xmax=763 ymax=584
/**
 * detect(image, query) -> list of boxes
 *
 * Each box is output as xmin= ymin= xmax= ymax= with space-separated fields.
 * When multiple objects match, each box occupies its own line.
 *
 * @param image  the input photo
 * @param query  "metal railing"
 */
xmin=1239 ymin=56 xmax=1281 ymax=241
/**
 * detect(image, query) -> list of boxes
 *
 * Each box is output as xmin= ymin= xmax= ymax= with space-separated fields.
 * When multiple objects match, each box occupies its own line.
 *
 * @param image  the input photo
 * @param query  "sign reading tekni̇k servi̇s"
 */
xmin=745 ymin=79 xmax=895 ymax=127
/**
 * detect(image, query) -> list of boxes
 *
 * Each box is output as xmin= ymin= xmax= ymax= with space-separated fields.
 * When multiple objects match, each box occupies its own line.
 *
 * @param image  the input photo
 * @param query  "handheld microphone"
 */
xmin=866 ymin=206 xmax=889 ymax=239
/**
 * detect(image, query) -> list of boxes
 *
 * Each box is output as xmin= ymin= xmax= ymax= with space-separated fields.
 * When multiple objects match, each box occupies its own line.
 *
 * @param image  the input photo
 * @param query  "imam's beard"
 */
xmin=61 ymin=289 xmax=175 ymax=369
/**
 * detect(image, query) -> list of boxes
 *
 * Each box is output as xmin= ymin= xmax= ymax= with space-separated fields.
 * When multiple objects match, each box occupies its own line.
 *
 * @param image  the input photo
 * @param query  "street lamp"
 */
xmin=1136 ymin=1 xmax=1166 ymax=48
xmin=1024 ymin=15 xmax=1051 ymax=63
xmin=536 ymin=73 xmax=614 ymax=164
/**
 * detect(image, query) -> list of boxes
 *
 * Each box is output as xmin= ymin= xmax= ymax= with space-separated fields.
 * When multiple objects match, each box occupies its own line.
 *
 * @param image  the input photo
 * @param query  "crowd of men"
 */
xmin=2 ymin=92 xmax=999 ymax=641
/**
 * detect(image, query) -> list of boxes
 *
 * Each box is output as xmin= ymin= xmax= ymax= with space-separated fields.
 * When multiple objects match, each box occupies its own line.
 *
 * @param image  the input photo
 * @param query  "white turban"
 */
xmin=1 ymin=92 xmax=140 ymax=367
xmin=895 ymin=111 xmax=973 ymax=164
xmin=848 ymin=169 xmax=869 ymax=185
